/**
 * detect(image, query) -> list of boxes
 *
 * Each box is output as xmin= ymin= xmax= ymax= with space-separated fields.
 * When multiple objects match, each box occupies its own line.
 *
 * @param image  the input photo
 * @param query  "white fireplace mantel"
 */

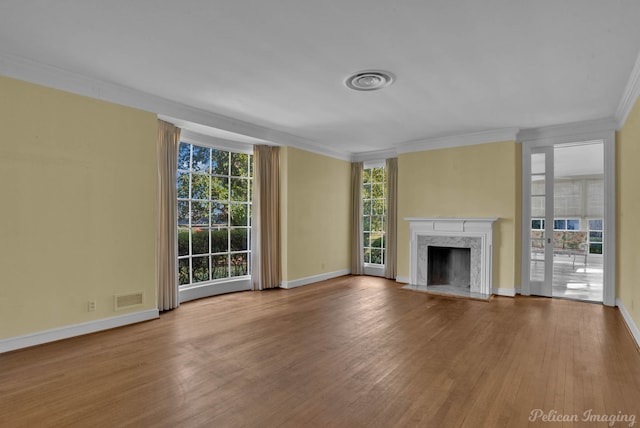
xmin=405 ymin=217 xmax=498 ymax=296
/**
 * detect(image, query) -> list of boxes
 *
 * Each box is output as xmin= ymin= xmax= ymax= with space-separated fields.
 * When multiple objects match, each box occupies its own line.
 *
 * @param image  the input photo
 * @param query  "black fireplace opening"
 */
xmin=427 ymin=246 xmax=471 ymax=287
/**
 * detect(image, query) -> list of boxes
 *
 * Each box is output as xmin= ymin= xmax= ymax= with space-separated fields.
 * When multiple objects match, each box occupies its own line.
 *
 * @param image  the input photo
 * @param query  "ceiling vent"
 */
xmin=345 ymin=70 xmax=395 ymax=91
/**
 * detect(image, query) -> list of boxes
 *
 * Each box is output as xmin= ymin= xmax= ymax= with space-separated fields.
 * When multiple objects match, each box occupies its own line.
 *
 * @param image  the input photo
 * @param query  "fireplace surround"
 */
xmin=405 ymin=217 xmax=498 ymax=298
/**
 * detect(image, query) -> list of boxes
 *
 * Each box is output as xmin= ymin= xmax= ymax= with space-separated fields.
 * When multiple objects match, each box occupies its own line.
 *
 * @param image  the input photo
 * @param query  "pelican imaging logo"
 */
xmin=529 ymin=409 xmax=636 ymax=426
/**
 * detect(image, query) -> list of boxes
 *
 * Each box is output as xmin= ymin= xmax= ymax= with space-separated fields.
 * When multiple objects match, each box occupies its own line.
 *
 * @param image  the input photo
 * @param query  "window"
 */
xmin=588 ymin=219 xmax=603 ymax=254
xmin=363 ymin=166 xmax=386 ymax=265
xmin=177 ymin=142 xmax=252 ymax=286
xmin=531 ymin=218 xmax=545 ymax=230
xmin=553 ymin=218 xmax=580 ymax=231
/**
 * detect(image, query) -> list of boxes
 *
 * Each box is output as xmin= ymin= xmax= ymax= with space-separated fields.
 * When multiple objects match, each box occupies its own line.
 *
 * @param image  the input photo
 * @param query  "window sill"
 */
xmin=179 ymin=276 xmax=251 ymax=303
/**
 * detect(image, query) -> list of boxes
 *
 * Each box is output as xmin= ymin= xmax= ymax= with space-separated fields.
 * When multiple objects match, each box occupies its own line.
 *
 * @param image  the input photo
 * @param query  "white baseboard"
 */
xmin=396 ymin=276 xmax=410 ymax=284
xmin=180 ymin=277 xmax=251 ymax=303
xmin=280 ymin=269 xmax=351 ymax=289
xmin=0 ymin=309 xmax=159 ymax=354
xmin=493 ymin=287 xmax=517 ymax=297
xmin=616 ymin=298 xmax=640 ymax=350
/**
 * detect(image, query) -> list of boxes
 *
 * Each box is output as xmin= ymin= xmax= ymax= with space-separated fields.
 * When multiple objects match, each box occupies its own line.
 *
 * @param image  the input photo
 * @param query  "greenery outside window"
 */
xmin=363 ymin=166 xmax=386 ymax=265
xmin=177 ymin=142 xmax=252 ymax=286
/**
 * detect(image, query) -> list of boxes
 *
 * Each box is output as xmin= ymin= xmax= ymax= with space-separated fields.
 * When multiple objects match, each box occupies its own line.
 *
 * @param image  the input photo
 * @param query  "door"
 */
xmin=523 ymin=140 xmax=610 ymax=304
xmin=528 ymin=146 xmax=553 ymax=297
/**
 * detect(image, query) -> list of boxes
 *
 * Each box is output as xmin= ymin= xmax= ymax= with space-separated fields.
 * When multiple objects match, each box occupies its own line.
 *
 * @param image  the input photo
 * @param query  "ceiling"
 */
xmin=1 ymin=1 xmax=640 ymax=157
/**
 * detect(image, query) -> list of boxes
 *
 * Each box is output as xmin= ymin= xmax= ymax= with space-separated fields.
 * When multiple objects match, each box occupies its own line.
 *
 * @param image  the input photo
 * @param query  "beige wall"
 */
xmin=397 ymin=141 xmax=522 ymax=289
xmin=0 ymin=76 xmax=158 ymax=339
xmin=616 ymin=96 xmax=640 ymax=328
xmin=280 ymin=147 xmax=351 ymax=282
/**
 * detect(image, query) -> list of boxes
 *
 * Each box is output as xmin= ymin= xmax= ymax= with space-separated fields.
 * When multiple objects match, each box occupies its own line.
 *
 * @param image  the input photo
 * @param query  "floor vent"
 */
xmin=114 ymin=292 xmax=144 ymax=311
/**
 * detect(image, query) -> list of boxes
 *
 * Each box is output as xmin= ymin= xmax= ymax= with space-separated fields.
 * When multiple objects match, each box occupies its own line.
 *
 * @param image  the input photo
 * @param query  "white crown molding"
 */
xmin=517 ymin=117 xmax=617 ymax=143
xmin=351 ymin=147 xmax=398 ymax=163
xmin=395 ymin=128 xmax=520 ymax=154
xmin=615 ymin=49 xmax=640 ymax=129
xmin=0 ymin=51 xmax=351 ymax=161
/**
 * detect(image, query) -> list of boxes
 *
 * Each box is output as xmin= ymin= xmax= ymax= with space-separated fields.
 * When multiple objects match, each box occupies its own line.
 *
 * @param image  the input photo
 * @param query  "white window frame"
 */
xmin=362 ymin=160 xmax=386 ymax=277
xmin=177 ymin=130 xmax=254 ymax=303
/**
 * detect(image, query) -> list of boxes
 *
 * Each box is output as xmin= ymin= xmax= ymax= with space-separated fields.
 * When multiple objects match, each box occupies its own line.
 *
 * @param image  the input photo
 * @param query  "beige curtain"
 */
xmin=351 ymin=162 xmax=364 ymax=275
xmin=157 ymin=120 xmax=181 ymax=311
xmin=252 ymin=145 xmax=281 ymax=290
xmin=385 ymin=158 xmax=398 ymax=279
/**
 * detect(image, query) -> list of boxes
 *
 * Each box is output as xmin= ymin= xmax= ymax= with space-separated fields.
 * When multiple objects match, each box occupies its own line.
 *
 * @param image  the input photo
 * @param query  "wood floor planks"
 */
xmin=1 ymin=275 xmax=639 ymax=427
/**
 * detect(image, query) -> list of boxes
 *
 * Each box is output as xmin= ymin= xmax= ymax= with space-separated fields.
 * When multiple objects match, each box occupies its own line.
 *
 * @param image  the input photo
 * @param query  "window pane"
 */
xmin=191 ymin=202 xmax=210 ymax=227
xmin=230 ymin=228 xmax=248 ymax=251
xmin=231 ymin=253 xmax=249 ymax=277
xmin=531 ymin=219 xmax=542 ymax=229
xmin=230 ymin=203 xmax=249 ymax=226
xmin=370 ymin=248 xmax=382 ymax=264
xmin=212 ymin=150 xmax=229 ymax=175
xmin=371 ymin=199 xmax=384 ymax=215
xmin=363 ymin=232 xmax=370 ymax=248
xmin=371 ymin=232 xmax=383 ymax=248
xmin=363 ymin=199 xmax=371 ymax=215
xmin=589 ymin=243 xmax=603 ymax=254
xmin=231 ymin=152 xmax=250 ymax=177
xmin=589 ymin=219 xmax=603 ymax=230
xmin=192 ymin=256 xmax=210 ymax=283
xmin=372 ymin=167 xmax=385 ymax=183
xmin=363 ymin=168 xmax=371 ymax=184
xmin=211 ymin=228 xmax=228 ymax=253
xmin=212 ymin=255 xmax=229 ymax=279
xmin=192 ymin=146 xmax=210 ymax=172
xmin=567 ymin=219 xmax=579 ymax=230
xmin=554 ymin=219 xmax=566 ymax=230
xmin=177 ymin=171 xmax=190 ymax=198
xmin=178 ymin=227 xmax=189 ymax=256
xmin=178 ymin=143 xmax=191 ymax=170
xmin=371 ymin=215 xmax=383 ymax=232
xmin=191 ymin=229 xmax=209 ymax=255
xmin=589 ymin=231 xmax=603 ymax=242
xmin=371 ymin=183 xmax=384 ymax=198
xmin=212 ymin=202 xmax=228 ymax=225
xmin=363 ymin=183 xmax=371 ymax=199
xmin=191 ymin=174 xmax=210 ymax=200
xmin=230 ymin=178 xmax=249 ymax=202
xmin=178 ymin=258 xmax=190 ymax=285
xmin=211 ymin=177 xmax=229 ymax=200
xmin=178 ymin=201 xmax=190 ymax=226
xmin=363 ymin=216 xmax=370 ymax=231
xmin=363 ymin=248 xmax=371 ymax=264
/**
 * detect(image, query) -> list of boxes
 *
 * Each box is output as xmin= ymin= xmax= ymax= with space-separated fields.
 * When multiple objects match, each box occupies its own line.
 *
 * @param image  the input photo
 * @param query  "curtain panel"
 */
xmin=385 ymin=158 xmax=398 ymax=279
xmin=350 ymin=162 xmax=364 ymax=275
xmin=252 ymin=145 xmax=282 ymax=290
xmin=157 ymin=120 xmax=181 ymax=311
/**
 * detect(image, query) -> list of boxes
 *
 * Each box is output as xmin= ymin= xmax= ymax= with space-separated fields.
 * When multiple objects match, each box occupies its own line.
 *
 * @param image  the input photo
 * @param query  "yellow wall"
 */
xmin=397 ymin=141 xmax=522 ymax=289
xmin=281 ymin=147 xmax=351 ymax=282
xmin=0 ymin=76 xmax=158 ymax=339
xmin=616 ymin=96 xmax=640 ymax=328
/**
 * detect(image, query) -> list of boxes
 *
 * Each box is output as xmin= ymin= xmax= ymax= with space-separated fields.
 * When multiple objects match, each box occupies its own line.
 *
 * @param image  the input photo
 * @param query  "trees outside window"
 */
xmin=177 ymin=143 xmax=252 ymax=286
xmin=363 ymin=166 xmax=386 ymax=265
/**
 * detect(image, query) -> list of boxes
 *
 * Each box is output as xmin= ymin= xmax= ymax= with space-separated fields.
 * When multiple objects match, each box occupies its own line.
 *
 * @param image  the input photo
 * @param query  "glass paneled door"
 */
xmin=528 ymin=147 xmax=553 ymax=297
xmin=524 ymin=141 xmax=606 ymax=303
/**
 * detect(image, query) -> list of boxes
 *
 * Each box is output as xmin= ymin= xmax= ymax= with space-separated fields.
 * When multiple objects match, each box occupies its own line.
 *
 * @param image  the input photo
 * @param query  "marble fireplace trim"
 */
xmin=406 ymin=218 xmax=498 ymax=296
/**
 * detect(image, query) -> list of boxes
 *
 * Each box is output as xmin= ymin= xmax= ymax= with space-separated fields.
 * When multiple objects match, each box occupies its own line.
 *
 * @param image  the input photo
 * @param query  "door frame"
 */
xmin=519 ymin=120 xmax=616 ymax=306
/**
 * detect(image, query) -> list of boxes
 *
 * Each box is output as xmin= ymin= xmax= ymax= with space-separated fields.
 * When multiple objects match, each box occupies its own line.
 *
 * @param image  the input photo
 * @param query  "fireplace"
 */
xmin=428 ymin=246 xmax=471 ymax=287
xmin=405 ymin=217 xmax=497 ymax=298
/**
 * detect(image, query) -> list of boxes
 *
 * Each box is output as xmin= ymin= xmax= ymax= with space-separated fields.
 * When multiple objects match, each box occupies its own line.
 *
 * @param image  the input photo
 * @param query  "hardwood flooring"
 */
xmin=1 ymin=276 xmax=639 ymax=427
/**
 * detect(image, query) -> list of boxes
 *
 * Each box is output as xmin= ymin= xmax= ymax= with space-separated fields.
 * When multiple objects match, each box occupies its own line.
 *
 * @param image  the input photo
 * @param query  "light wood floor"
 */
xmin=1 ymin=276 xmax=639 ymax=427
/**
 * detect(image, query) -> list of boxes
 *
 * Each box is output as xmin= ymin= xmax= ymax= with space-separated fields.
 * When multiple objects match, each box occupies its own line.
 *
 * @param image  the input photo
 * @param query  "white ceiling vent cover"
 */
xmin=114 ymin=291 xmax=144 ymax=311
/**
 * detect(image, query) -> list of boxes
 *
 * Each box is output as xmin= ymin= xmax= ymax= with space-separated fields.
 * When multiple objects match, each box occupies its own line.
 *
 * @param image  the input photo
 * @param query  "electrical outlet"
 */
xmin=88 ymin=300 xmax=96 ymax=312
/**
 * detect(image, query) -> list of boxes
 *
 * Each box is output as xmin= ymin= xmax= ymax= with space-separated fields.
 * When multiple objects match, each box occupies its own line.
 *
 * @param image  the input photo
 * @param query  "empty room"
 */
xmin=1 ymin=1 xmax=640 ymax=427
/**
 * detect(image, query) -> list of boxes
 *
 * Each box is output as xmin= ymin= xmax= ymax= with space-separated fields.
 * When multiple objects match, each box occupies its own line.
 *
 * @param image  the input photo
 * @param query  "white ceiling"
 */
xmin=1 ymin=1 xmax=640 ymax=157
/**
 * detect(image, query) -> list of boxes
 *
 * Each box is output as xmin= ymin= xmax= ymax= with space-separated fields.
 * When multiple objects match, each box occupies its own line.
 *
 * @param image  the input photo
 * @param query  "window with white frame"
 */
xmin=588 ymin=219 xmax=603 ymax=254
xmin=363 ymin=165 xmax=386 ymax=265
xmin=553 ymin=218 xmax=580 ymax=231
xmin=177 ymin=142 xmax=252 ymax=286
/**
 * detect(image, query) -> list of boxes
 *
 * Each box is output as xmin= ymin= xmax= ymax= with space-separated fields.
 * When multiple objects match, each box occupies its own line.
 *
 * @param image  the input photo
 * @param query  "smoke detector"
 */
xmin=345 ymin=70 xmax=395 ymax=91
